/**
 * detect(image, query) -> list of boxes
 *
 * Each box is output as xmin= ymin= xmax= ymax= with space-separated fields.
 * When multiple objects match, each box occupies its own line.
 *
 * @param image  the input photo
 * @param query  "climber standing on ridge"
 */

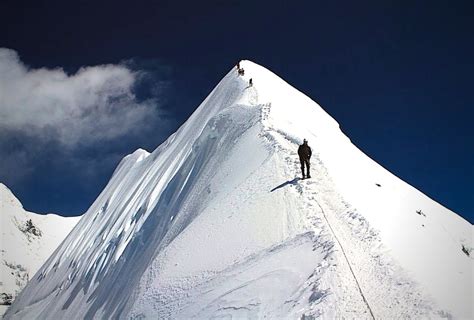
xmin=298 ymin=139 xmax=312 ymax=179
xmin=249 ymin=78 xmax=253 ymax=87
xmin=237 ymin=61 xmax=245 ymax=76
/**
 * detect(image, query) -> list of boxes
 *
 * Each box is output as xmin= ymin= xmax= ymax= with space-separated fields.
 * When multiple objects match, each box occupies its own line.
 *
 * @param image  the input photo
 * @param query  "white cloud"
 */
xmin=0 ymin=48 xmax=157 ymax=147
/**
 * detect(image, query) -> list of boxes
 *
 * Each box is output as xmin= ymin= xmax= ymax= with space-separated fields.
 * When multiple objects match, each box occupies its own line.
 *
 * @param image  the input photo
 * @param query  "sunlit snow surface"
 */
xmin=5 ymin=61 xmax=472 ymax=319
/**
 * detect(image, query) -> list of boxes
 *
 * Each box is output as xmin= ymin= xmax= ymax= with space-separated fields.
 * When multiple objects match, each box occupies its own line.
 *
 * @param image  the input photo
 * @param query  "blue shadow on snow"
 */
xmin=270 ymin=177 xmax=301 ymax=192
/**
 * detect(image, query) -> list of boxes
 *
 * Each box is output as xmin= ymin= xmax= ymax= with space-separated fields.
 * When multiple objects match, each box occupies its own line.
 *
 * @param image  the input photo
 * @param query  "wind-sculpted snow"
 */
xmin=5 ymin=65 xmax=269 ymax=319
xmin=6 ymin=61 xmax=472 ymax=319
xmin=131 ymin=232 xmax=332 ymax=319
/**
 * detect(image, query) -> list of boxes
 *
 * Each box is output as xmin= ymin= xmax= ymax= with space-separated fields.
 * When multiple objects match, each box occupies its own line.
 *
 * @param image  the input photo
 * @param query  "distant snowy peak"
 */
xmin=0 ymin=183 xmax=80 ymax=316
xmin=0 ymin=184 xmax=22 ymax=209
xmin=0 ymin=183 xmax=80 ymax=222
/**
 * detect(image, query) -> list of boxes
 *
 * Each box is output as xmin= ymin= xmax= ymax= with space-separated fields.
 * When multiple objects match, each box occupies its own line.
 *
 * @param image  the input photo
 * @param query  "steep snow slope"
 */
xmin=5 ymin=61 xmax=472 ymax=319
xmin=0 ymin=183 xmax=80 ymax=317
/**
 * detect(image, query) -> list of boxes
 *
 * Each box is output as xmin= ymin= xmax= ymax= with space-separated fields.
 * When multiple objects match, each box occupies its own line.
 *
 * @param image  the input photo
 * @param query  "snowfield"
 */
xmin=4 ymin=61 xmax=472 ymax=319
xmin=0 ymin=184 xmax=80 ymax=317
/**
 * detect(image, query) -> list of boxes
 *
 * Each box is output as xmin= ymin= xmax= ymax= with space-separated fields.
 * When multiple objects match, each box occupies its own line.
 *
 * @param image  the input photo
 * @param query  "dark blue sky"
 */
xmin=1 ymin=0 xmax=473 ymax=223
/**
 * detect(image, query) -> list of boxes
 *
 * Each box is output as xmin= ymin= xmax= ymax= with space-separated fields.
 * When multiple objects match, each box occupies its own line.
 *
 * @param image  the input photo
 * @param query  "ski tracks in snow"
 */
xmin=260 ymin=101 xmax=441 ymax=319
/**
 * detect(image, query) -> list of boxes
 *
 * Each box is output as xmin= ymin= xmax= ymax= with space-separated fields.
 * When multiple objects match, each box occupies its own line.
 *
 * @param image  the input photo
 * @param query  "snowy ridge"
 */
xmin=0 ymin=184 xmax=80 ymax=317
xmin=5 ymin=61 xmax=473 ymax=319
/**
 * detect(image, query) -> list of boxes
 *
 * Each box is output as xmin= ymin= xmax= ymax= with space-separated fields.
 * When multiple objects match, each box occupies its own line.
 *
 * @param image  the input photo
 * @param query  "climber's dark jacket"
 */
xmin=298 ymin=143 xmax=312 ymax=160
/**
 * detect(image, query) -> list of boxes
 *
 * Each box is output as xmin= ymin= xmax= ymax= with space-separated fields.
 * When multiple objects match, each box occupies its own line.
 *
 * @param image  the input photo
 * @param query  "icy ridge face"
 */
xmin=5 ymin=66 xmax=263 ymax=319
xmin=5 ymin=61 xmax=473 ymax=319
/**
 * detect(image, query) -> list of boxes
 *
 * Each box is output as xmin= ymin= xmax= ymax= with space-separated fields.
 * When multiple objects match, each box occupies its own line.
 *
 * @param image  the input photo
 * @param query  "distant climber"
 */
xmin=298 ymin=139 xmax=312 ymax=179
xmin=237 ymin=62 xmax=245 ymax=76
xmin=249 ymin=78 xmax=253 ymax=86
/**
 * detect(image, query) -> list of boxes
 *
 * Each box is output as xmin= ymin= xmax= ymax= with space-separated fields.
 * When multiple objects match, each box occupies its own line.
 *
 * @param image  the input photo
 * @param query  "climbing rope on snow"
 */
xmin=259 ymin=104 xmax=376 ymax=319
xmin=314 ymin=200 xmax=376 ymax=320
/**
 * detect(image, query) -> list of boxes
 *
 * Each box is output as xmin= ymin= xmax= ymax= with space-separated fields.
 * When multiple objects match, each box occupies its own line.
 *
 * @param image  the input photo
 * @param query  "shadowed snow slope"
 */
xmin=5 ymin=61 xmax=472 ymax=319
xmin=0 ymin=184 xmax=80 ymax=317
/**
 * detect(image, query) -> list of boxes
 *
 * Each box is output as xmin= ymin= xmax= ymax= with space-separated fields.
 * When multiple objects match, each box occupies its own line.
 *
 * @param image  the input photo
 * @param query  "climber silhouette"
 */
xmin=237 ymin=61 xmax=245 ymax=76
xmin=298 ymin=139 xmax=312 ymax=179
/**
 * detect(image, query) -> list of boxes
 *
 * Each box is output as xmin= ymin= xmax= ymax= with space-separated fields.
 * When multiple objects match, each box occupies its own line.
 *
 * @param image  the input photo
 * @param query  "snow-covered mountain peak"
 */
xmin=5 ymin=62 xmax=472 ymax=319
xmin=1 ymin=183 xmax=80 ymax=317
xmin=1 ymin=183 xmax=23 ymax=210
xmin=1 ymin=183 xmax=77 ymax=221
xmin=239 ymin=60 xmax=338 ymax=118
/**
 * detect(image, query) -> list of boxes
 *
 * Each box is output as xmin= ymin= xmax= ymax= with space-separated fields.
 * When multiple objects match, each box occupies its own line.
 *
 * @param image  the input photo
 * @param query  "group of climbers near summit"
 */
xmin=236 ymin=61 xmax=253 ymax=87
xmin=236 ymin=61 xmax=312 ymax=180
